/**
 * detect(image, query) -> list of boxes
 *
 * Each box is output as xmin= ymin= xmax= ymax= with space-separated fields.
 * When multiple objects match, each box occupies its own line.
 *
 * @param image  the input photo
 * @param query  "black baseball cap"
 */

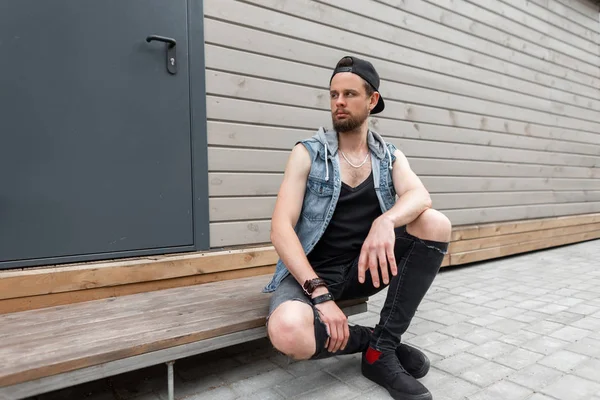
xmin=330 ymin=56 xmax=385 ymax=114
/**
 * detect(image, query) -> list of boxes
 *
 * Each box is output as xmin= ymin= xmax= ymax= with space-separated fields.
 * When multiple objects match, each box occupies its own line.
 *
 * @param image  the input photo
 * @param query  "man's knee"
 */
xmin=267 ymin=300 xmax=316 ymax=360
xmin=407 ymin=209 xmax=452 ymax=243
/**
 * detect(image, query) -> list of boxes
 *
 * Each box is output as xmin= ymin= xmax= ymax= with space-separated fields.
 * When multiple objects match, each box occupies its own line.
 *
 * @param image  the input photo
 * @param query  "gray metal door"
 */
xmin=0 ymin=1 xmax=204 ymax=268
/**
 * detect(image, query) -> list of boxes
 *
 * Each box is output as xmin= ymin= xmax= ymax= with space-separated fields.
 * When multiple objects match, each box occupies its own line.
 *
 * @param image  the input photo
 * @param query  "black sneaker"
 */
xmin=362 ymin=350 xmax=432 ymax=400
xmin=359 ymin=326 xmax=431 ymax=379
xmin=396 ymin=343 xmax=430 ymax=379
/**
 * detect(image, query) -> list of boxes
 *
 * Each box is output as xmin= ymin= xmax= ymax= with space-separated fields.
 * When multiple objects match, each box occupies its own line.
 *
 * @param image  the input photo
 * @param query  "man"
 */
xmin=263 ymin=55 xmax=452 ymax=400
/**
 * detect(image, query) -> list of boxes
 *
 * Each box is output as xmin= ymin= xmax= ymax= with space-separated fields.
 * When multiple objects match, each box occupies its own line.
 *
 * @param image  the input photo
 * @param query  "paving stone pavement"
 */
xmin=32 ymin=240 xmax=600 ymax=400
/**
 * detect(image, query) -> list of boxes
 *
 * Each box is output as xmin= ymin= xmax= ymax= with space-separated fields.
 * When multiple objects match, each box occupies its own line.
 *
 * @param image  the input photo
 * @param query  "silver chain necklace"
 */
xmin=340 ymin=151 xmax=370 ymax=168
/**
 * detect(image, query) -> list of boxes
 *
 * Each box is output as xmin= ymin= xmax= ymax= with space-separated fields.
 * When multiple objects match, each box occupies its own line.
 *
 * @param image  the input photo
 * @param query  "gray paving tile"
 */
xmin=573 ymin=291 xmax=600 ymax=300
xmin=491 ymin=306 xmax=526 ymax=318
xmin=535 ymin=294 xmax=565 ymax=304
xmin=467 ymin=380 xmax=533 ymax=400
xmin=464 ymin=296 xmax=497 ymax=306
xmin=219 ymin=358 xmax=280 ymax=384
xmin=434 ymin=353 xmax=488 ymax=375
xmin=493 ymin=348 xmax=545 ymax=370
xmin=273 ymin=370 xmax=339 ymax=398
xmin=291 ymin=380 xmax=355 ymax=400
xmin=417 ymin=308 xmax=472 ymax=325
xmin=282 ymin=358 xmax=340 ymax=378
xmin=571 ymin=316 xmax=600 ymax=331
xmin=572 ymin=358 xmax=600 ymax=383
xmin=512 ymin=310 xmax=547 ymax=323
xmin=555 ymin=297 xmax=586 ymax=307
xmin=590 ymin=331 xmax=600 ymax=341
xmin=236 ymin=388 xmax=284 ymax=400
xmin=230 ymin=368 xmax=294 ymax=397
xmin=568 ymin=303 xmax=600 ymax=316
xmin=521 ymin=335 xmax=570 ymax=355
xmin=497 ymin=329 xmax=540 ymax=346
xmin=426 ymin=337 xmax=474 ymax=357
xmin=461 ymin=326 xmax=504 ymax=345
xmin=407 ymin=331 xmax=453 ymax=348
xmin=457 ymin=289 xmax=488 ymax=298
xmin=485 ymin=291 xmax=518 ymax=301
xmin=504 ymin=293 xmax=537 ymax=303
xmin=437 ymin=321 xmax=480 ymax=337
xmin=524 ymin=320 xmax=565 ymax=335
xmin=459 ymin=361 xmax=515 ymax=387
xmin=464 ymin=282 xmax=489 ymax=290
xmin=536 ymin=303 xmax=570 ymax=315
xmin=549 ymin=326 xmax=592 ymax=342
xmin=407 ymin=319 xmax=446 ymax=335
xmin=507 ymin=363 xmax=564 ymax=391
xmin=526 ymin=393 xmax=561 ymax=400
xmin=487 ymin=318 xmax=528 ymax=334
xmin=554 ymin=288 xmax=581 ymax=297
xmin=468 ymin=314 xmax=506 ymax=327
xmin=540 ymin=374 xmax=600 ymax=400
xmin=545 ymin=311 xmax=585 ymax=325
xmin=187 ymin=386 xmax=237 ymax=400
xmin=452 ymin=304 xmax=496 ymax=318
xmin=482 ymin=298 xmax=517 ymax=310
xmin=566 ymin=337 xmax=600 ymax=358
xmin=576 ymin=283 xmax=600 ymax=292
xmin=467 ymin=340 xmax=518 ymax=360
xmin=538 ymin=350 xmax=589 ymax=372
xmin=437 ymin=294 xmax=472 ymax=305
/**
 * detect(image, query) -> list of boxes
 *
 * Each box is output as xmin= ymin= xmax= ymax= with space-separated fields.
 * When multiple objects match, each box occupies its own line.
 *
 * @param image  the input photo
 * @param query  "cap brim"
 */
xmin=371 ymin=96 xmax=385 ymax=115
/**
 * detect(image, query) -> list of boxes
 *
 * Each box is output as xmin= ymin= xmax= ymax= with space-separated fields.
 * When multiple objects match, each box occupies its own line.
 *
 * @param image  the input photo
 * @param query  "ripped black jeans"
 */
xmin=267 ymin=226 xmax=448 ymax=353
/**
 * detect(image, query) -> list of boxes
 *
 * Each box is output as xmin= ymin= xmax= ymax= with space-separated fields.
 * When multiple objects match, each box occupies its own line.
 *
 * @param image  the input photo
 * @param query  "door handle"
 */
xmin=146 ymin=35 xmax=177 ymax=75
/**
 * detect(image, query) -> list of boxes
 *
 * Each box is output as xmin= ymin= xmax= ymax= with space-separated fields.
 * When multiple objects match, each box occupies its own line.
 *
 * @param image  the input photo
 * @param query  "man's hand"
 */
xmin=358 ymin=215 xmax=398 ymax=288
xmin=313 ymin=288 xmax=349 ymax=353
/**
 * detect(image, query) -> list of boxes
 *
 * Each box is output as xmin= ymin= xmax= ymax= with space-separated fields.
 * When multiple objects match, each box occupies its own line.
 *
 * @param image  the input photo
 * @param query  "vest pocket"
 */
xmin=302 ymin=176 xmax=334 ymax=221
xmin=307 ymin=176 xmax=334 ymax=197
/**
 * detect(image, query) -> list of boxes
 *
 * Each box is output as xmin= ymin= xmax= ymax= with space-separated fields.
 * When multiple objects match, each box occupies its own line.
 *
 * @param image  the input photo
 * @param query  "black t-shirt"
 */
xmin=307 ymin=171 xmax=383 ymax=269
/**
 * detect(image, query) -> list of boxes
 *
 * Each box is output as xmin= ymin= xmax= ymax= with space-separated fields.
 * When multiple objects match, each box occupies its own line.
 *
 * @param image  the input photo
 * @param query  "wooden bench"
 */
xmin=0 ymin=275 xmax=367 ymax=400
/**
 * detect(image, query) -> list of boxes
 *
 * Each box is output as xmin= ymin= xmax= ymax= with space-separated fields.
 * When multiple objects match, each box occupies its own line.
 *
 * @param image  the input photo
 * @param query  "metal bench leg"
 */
xmin=166 ymin=361 xmax=175 ymax=400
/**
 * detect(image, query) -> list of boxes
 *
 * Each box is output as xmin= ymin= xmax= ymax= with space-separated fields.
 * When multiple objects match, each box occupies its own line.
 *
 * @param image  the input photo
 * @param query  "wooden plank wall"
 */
xmin=203 ymin=0 xmax=600 ymax=248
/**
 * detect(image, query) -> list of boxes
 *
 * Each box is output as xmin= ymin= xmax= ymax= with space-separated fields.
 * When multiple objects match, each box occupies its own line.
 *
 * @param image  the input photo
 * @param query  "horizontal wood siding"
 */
xmin=203 ymin=0 xmax=600 ymax=248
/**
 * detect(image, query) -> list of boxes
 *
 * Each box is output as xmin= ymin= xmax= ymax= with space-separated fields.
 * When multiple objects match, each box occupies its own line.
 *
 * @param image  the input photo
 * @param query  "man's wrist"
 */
xmin=311 ymin=291 xmax=334 ymax=305
xmin=303 ymin=277 xmax=327 ymax=296
xmin=378 ymin=212 xmax=397 ymax=228
xmin=311 ymin=286 xmax=330 ymax=299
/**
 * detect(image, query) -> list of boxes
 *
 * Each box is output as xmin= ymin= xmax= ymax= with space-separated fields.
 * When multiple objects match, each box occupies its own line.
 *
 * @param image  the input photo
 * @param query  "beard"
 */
xmin=332 ymin=107 xmax=369 ymax=133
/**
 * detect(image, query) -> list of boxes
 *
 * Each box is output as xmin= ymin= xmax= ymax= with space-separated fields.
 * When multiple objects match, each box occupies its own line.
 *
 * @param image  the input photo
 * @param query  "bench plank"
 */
xmin=0 ymin=276 xmax=271 ymax=386
xmin=0 ymin=327 xmax=270 ymax=400
xmin=0 ymin=276 xmax=260 ymax=337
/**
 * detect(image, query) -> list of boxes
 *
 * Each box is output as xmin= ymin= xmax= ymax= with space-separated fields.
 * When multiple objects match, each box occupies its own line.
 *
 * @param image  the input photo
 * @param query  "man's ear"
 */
xmin=369 ymin=92 xmax=380 ymax=112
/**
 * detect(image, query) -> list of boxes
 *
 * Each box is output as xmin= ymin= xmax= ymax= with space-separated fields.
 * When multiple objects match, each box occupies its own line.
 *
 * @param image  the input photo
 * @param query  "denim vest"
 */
xmin=263 ymin=127 xmax=399 ymax=293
